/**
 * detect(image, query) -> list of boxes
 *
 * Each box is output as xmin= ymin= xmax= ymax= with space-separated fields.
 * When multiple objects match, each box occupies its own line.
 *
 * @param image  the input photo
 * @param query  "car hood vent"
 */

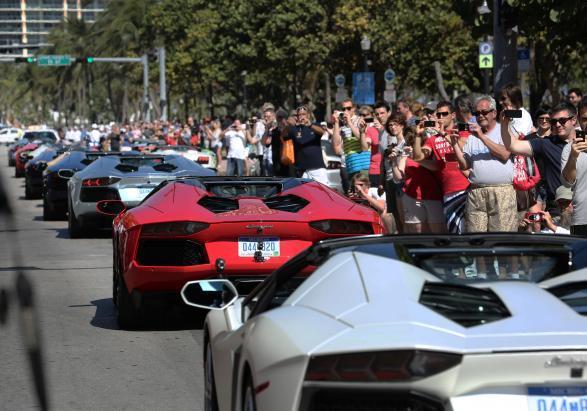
xmin=547 ymin=282 xmax=587 ymax=316
xmin=419 ymin=282 xmax=511 ymax=327
xmin=198 ymin=196 xmax=239 ymax=213
xmin=263 ymin=194 xmax=309 ymax=212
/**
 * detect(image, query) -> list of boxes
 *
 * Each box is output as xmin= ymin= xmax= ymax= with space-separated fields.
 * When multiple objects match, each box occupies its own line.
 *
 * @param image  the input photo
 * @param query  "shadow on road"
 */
xmin=47 ymin=227 xmax=71 ymax=239
xmin=89 ymin=298 xmax=205 ymax=331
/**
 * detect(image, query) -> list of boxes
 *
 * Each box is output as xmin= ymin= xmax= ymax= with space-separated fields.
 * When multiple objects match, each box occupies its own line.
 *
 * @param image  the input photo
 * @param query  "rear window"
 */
xmin=205 ymin=183 xmax=281 ymax=198
xmin=118 ymin=157 xmax=165 ymax=167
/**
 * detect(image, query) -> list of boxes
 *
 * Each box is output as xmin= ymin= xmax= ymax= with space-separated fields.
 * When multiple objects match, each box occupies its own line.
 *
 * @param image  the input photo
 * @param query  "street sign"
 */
xmin=352 ymin=72 xmax=375 ymax=105
xmin=384 ymin=68 xmax=396 ymax=83
xmin=479 ymin=54 xmax=493 ymax=69
xmin=37 ymin=55 xmax=72 ymax=66
xmin=517 ymin=47 xmax=530 ymax=72
xmin=334 ymin=74 xmax=345 ymax=87
xmin=479 ymin=42 xmax=493 ymax=55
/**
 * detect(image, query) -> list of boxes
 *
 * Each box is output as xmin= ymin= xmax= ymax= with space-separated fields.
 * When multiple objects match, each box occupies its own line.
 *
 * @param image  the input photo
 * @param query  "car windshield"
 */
xmin=23 ymin=131 xmax=56 ymax=142
xmin=416 ymin=252 xmax=562 ymax=282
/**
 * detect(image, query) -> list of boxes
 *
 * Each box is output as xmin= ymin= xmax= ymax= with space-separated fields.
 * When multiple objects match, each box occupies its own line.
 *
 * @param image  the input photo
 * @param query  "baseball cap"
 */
xmin=555 ymin=185 xmax=573 ymax=201
xmin=424 ymin=101 xmax=438 ymax=112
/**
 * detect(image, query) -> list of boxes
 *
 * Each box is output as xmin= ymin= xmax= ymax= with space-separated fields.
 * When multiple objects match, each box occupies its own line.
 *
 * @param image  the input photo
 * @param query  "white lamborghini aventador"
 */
xmin=181 ymin=234 xmax=587 ymax=411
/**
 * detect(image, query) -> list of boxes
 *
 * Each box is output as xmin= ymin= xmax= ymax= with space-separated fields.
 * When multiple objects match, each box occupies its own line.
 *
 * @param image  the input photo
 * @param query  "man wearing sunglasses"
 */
xmin=502 ymin=103 xmax=578 ymax=212
xmin=450 ymin=95 xmax=517 ymax=232
xmin=413 ymin=101 xmax=470 ymax=233
xmin=561 ymin=101 xmax=587 ymax=235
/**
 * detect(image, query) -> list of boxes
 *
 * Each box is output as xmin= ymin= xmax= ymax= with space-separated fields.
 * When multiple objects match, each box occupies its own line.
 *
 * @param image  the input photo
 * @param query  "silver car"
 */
xmin=65 ymin=154 xmax=215 ymax=237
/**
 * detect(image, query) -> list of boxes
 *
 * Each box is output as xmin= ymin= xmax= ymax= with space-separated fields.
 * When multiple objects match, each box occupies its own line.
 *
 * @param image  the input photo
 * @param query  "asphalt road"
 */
xmin=0 ymin=147 xmax=204 ymax=411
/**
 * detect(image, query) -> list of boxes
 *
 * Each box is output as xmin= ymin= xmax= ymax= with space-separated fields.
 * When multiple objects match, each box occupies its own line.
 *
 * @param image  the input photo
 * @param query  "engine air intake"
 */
xmin=419 ymin=282 xmax=511 ymax=327
xmin=136 ymin=239 xmax=206 ymax=266
xmin=198 ymin=196 xmax=239 ymax=213
xmin=263 ymin=194 xmax=309 ymax=212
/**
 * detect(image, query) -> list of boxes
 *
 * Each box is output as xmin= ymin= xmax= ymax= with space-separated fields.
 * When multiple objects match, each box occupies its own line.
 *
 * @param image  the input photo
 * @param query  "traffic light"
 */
xmin=14 ymin=56 xmax=36 ymax=63
xmin=82 ymin=57 xmax=95 ymax=63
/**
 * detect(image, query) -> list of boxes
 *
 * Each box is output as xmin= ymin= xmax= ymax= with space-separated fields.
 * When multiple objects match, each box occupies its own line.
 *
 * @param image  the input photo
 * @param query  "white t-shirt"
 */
xmin=225 ymin=130 xmax=247 ymax=160
xmin=561 ymin=143 xmax=587 ymax=225
xmin=508 ymin=107 xmax=534 ymax=136
xmin=368 ymin=187 xmax=386 ymax=202
xmin=90 ymin=129 xmax=101 ymax=144
xmin=463 ymin=123 xmax=514 ymax=185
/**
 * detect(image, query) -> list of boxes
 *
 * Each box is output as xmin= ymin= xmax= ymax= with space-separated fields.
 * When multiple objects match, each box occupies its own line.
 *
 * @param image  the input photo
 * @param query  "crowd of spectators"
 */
xmin=59 ymin=85 xmax=587 ymax=235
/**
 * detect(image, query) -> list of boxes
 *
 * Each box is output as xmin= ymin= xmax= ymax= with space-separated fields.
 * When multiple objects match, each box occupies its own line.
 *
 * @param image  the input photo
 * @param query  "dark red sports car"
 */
xmin=101 ymin=176 xmax=385 ymax=328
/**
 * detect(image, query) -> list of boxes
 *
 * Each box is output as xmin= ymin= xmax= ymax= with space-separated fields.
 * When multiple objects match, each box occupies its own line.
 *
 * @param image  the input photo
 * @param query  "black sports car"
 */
xmin=25 ymin=146 xmax=64 ymax=199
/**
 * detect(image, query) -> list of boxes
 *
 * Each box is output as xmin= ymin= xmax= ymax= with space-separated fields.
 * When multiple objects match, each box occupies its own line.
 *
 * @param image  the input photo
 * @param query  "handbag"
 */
xmin=280 ymin=136 xmax=295 ymax=166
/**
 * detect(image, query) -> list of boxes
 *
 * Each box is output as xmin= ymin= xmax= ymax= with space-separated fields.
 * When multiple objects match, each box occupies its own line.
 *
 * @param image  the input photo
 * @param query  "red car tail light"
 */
xmin=82 ymin=177 xmax=121 ymax=187
xmin=305 ymin=350 xmax=462 ymax=382
xmin=140 ymin=221 xmax=209 ymax=237
xmin=197 ymin=156 xmax=210 ymax=164
xmin=310 ymin=220 xmax=374 ymax=235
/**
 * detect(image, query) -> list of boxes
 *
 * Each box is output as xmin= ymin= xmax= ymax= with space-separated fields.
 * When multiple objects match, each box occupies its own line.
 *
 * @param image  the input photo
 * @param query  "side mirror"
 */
xmin=180 ymin=279 xmax=238 ymax=310
xmin=96 ymin=200 xmax=126 ymax=216
xmin=57 ymin=169 xmax=75 ymax=179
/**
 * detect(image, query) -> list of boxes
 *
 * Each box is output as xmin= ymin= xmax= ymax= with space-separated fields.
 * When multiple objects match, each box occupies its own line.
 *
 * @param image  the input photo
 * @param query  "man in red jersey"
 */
xmin=413 ymin=101 xmax=470 ymax=233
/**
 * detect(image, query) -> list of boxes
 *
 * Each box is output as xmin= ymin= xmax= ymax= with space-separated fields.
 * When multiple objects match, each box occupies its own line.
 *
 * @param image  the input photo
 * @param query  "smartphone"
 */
xmin=364 ymin=117 xmax=374 ymax=123
xmin=457 ymin=123 xmax=470 ymax=132
xmin=576 ymin=130 xmax=586 ymax=142
xmin=424 ymin=120 xmax=436 ymax=127
xmin=504 ymin=109 xmax=523 ymax=118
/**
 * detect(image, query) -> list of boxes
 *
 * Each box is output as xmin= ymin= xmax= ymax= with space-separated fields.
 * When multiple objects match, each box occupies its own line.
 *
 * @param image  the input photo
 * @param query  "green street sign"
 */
xmin=479 ymin=54 xmax=493 ymax=69
xmin=37 ymin=55 xmax=72 ymax=66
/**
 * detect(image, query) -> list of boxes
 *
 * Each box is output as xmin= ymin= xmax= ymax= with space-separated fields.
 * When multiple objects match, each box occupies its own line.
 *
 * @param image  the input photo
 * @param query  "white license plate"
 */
xmin=119 ymin=187 xmax=153 ymax=202
xmin=238 ymin=237 xmax=280 ymax=257
xmin=528 ymin=387 xmax=587 ymax=411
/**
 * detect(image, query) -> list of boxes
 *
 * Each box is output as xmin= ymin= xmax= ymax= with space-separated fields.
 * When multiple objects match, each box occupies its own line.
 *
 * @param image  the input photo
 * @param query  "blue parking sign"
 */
xmin=352 ymin=72 xmax=375 ymax=105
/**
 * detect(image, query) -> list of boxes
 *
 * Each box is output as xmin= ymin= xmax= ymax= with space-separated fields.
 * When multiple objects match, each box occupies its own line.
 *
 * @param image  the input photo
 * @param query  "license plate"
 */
xmin=528 ymin=387 xmax=587 ymax=411
xmin=119 ymin=187 xmax=153 ymax=202
xmin=238 ymin=237 xmax=280 ymax=257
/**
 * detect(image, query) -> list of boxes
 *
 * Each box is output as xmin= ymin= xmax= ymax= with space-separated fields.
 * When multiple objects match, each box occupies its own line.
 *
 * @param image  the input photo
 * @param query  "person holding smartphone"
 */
xmin=503 ymin=103 xmax=578 ymax=212
xmin=412 ymin=101 xmax=470 ymax=233
xmin=561 ymin=100 xmax=587 ymax=235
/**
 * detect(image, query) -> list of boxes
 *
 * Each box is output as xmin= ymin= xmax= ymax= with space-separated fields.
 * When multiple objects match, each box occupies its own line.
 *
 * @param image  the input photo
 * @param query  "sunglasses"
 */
xmin=538 ymin=117 xmax=550 ymax=123
xmin=436 ymin=111 xmax=451 ymax=118
xmin=296 ymin=105 xmax=309 ymax=113
xmin=557 ymin=199 xmax=572 ymax=208
xmin=342 ymin=106 xmax=353 ymax=111
xmin=473 ymin=109 xmax=494 ymax=117
xmin=549 ymin=116 xmax=574 ymax=126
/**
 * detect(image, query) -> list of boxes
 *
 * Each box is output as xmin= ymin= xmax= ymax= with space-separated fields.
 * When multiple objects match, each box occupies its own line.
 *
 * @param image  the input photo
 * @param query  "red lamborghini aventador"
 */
xmin=100 ymin=176 xmax=384 ymax=328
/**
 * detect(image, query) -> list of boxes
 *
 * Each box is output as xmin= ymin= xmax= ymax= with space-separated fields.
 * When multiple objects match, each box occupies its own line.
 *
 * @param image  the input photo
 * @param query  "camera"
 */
xmin=364 ymin=117 xmax=374 ymax=123
xmin=504 ymin=109 xmax=523 ymax=118
xmin=402 ymin=147 xmax=411 ymax=156
xmin=424 ymin=120 xmax=436 ymax=127
xmin=526 ymin=212 xmax=542 ymax=222
xmin=383 ymin=146 xmax=394 ymax=157
xmin=457 ymin=123 xmax=470 ymax=132
xmin=338 ymin=113 xmax=345 ymax=122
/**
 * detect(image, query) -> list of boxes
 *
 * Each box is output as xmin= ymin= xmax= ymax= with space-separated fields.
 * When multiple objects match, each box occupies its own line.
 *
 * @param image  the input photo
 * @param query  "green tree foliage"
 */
xmin=1 ymin=0 xmax=586 ymax=124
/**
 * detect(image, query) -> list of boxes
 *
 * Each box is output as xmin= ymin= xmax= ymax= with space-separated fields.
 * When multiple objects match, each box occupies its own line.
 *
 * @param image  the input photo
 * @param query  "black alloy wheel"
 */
xmin=116 ymin=275 xmax=142 ymax=330
xmin=67 ymin=198 xmax=82 ymax=238
xmin=204 ymin=340 xmax=219 ymax=411
xmin=242 ymin=372 xmax=257 ymax=411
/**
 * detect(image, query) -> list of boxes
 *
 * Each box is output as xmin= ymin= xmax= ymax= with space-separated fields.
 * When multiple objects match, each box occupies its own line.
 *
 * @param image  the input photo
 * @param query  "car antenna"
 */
xmin=0 ymin=168 xmax=50 ymax=411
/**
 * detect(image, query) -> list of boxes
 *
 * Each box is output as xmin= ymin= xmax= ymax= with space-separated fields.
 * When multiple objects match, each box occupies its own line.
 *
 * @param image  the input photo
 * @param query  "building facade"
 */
xmin=0 ymin=0 xmax=106 ymax=56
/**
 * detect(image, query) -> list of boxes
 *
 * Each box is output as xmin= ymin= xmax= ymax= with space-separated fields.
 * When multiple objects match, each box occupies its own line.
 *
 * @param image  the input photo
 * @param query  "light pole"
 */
xmin=241 ymin=70 xmax=247 ymax=119
xmin=477 ymin=1 xmax=491 ymax=95
xmin=360 ymin=35 xmax=371 ymax=72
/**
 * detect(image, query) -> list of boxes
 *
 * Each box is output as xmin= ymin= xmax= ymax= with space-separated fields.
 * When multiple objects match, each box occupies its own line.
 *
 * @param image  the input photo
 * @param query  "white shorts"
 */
xmin=401 ymin=194 xmax=444 ymax=224
xmin=302 ymin=168 xmax=328 ymax=186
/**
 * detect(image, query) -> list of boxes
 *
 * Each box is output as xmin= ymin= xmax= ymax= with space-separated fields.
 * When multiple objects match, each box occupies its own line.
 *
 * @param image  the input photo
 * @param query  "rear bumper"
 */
xmin=125 ymin=260 xmax=278 ymax=293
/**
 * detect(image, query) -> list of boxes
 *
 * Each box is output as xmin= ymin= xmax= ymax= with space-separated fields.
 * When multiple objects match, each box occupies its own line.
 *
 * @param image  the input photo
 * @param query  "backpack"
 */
xmin=512 ymin=134 xmax=541 ymax=191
